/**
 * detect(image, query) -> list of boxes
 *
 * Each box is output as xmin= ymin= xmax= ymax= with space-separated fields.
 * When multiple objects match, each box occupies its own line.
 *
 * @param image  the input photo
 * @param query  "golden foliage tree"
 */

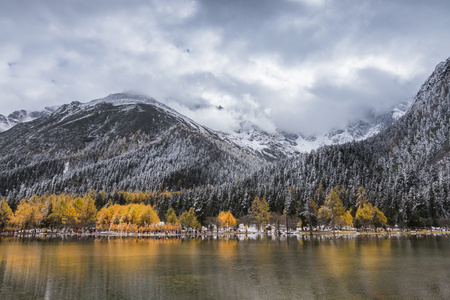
xmin=96 ymin=206 xmax=112 ymax=230
xmin=0 ymin=198 xmax=13 ymax=230
xmin=355 ymin=202 xmax=374 ymax=228
xmin=78 ymin=197 xmax=98 ymax=229
xmin=342 ymin=209 xmax=353 ymax=228
xmin=251 ymin=196 xmax=271 ymax=231
xmin=165 ymin=207 xmax=178 ymax=225
xmin=137 ymin=205 xmax=160 ymax=226
xmin=372 ymin=206 xmax=387 ymax=229
xmin=50 ymin=199 xmax=78 ymax=228
xmin=179 ymin=207 xmax=200 ymax=229
xmin=12 ymin=200 xmax=43 ymax=230
xmin=319 ymin=186 xmax=346 ymax=230
xmin=218 ymin=211 xmax=236 ymax=231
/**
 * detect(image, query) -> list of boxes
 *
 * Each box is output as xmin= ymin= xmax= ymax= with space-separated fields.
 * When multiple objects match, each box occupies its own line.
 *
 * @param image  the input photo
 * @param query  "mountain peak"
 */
xmin=89 ymin=93 xmax=160 ymax=107
xmin=0 ymin=107 xmax=56 ymax=132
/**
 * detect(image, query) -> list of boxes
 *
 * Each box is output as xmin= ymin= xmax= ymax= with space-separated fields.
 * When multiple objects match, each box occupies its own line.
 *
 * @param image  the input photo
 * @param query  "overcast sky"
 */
xmin=1 ymin=0 xmax=450 ymax=135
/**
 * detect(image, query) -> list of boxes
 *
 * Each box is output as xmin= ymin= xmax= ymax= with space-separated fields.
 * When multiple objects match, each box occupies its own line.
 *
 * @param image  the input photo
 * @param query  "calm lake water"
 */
xmin=0 ymin=234 xmax=449 ymax=299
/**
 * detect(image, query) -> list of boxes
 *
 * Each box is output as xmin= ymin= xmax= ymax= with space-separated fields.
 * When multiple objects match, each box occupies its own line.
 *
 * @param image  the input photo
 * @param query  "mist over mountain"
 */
xmin=0 ymin=95 xmax=409 ymax=158
xmin=226 ymin=102 xmax=409 ymax=157
xmin=0 ymin=107 xmax=56 ymax=132
xmin=233 ymin=57 xmax=449 ymax=224
xmin=0 ymin=57 xmax=448 ymax=225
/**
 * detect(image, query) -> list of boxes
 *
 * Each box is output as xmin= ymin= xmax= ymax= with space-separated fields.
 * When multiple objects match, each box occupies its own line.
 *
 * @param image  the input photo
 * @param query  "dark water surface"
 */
xmin=1 ymin=235 xmax=449 ymax=299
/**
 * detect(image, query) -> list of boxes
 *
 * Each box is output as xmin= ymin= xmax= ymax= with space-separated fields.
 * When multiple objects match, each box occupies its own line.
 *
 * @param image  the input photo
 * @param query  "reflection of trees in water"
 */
xmin=0 ymin=236 xmax=449 ymax=299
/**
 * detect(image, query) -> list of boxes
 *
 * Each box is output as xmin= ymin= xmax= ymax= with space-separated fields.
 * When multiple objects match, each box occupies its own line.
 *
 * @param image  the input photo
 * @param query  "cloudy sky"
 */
xmin=1 ymin=0 xmax=450 ymax=135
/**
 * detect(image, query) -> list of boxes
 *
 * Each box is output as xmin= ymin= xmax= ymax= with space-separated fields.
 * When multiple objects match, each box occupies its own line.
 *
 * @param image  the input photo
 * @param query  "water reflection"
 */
xmin=0 ymin=235 xmax=449 ymax=299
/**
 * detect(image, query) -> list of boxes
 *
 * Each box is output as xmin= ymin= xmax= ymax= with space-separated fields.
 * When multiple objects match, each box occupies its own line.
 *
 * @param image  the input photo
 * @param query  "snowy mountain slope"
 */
xmin=230 ymin=57 xmax=449 ymax=221
xmin=0 ymin=93 xmax=264 ymax=198
xmin=0 ymin=55 xmax=448 ymax=224
xmin=0 ymin=93 xmax=409 ymax=159
xmin=0 ymin=107 xmax=56 ymax=132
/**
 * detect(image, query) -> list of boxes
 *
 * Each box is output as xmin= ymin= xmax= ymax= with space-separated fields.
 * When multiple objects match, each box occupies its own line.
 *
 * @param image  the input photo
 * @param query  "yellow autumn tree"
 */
xmin=137 ymin=205 xmax=160 ymax=226
xmin=251 ymin=196 xmax=271 ymax=231
xmin=12 ymin=200 xmax=43 ymax=230
xmin=165 ymin=207 xmax=178 ymax=225
xmin=342 ymin=209 xmax=353 ymax=228
xmin=319 ymin=186 xmax=346 ymax=231
xmin=355 ymin=202 xmax=374 ymax=229
xmin=179 ymin=207 xmax=200 ymax=229
xmin=372 ymin=206 xmax=387 ymax=230
xmin=78 ymin=197 xmax=98 ymax=229
xmin=50 ymin=199 xmax=78 ymax=228
xmin=218 ymin=211 xmax=236 ymax=231
xmin=0 ymin=198 xmax=14 ymax=230
xmin=96 ymin=206 xmax=112 ymax=230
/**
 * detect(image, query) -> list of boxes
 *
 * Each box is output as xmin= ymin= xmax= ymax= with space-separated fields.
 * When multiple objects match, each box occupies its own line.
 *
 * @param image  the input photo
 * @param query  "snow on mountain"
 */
xmin=0 ymin=92 xmax=410 ymax=162
xmin=0 ymin=56 xmax=448 ymax=221
xmin=0 ymin=107 xmax=57 ymax=132
xmin=226 ymin=102 xmax=410 ymax=156
xmin=0 ymin=93 xmax=265 ymax=197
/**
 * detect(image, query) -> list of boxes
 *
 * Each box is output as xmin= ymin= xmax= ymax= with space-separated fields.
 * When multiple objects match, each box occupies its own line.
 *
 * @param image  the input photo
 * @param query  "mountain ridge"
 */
xmin=0 ymin=57 xmax=448 ymax=225
xmin=0 ymin=93 xmax=409 ymax=159
xmin=0 ymin=95 xmax=264 ymax=197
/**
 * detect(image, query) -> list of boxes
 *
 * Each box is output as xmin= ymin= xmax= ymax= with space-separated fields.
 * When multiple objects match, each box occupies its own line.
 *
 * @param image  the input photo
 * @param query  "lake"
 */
xmin=1 ymin=234 xmax=449 ymax=299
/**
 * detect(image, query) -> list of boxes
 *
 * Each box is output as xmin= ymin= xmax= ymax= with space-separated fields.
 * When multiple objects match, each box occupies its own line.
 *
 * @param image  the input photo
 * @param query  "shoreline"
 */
xmin=2 ymin=229 xmax=449 ymax=239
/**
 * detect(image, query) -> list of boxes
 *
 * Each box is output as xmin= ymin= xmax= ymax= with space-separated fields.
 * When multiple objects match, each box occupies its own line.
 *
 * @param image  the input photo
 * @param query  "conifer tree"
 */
xmin=319 ymin=186 xmax=346 ymax=231
xmin=251 ymin=196 xmax=271 ymax=231
xmin=0 ymin=198 xmax=13 ymax=230
xmin=12 ymin=200 xmax=43 ymax=230
xmin=179 ymin=207 xmax=200 ymax=229
xmin=218 ymin=211 xmax=236 ymax=231
xmin=355 ymin=203 xmax=374 ymax=229
xmin=165 ymin=207 xmax=178 ymax=225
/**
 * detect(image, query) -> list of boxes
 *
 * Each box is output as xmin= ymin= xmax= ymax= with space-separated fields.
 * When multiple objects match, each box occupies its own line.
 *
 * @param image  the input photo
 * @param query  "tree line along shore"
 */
xmin=1 ymin=186 xmax=449 ymax=236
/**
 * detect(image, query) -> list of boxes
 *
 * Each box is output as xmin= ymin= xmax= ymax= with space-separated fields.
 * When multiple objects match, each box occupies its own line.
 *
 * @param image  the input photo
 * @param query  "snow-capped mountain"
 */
xmin=230 ymin=57 xmax=449 ymax=222
xmin=227 ymin=102 xmax=409 ymax=157
xmin=0 ymin=56 xmax=448 ymax=223
xmin=0 ymin=107 xmax=56 ymax=132
xmin=0 ymin=94 xmax=409 ymax=159
xmin=0 ymin=93 xmax=263 ymax=198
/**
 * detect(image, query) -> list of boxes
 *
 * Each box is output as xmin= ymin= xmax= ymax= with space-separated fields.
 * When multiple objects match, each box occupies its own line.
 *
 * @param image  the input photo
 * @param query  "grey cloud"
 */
xmin=1 ymin=0 xmax=450 ymax=136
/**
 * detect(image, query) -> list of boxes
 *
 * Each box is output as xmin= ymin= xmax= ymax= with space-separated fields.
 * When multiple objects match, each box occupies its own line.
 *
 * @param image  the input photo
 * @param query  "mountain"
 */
xmin=227 ymin=102 xmax=409 ymax=158
xmin=0 ymin=93 xmax=263 ymax=198
xmin=0 ymin=107 xmax=56 ymax=132
xmin=229 ymin=57 xmax=449 ymax=224
xmin=0 ymin=99 xmax=409 ymax=159
xmin=0 ymin=57 xmax=448 ymax=225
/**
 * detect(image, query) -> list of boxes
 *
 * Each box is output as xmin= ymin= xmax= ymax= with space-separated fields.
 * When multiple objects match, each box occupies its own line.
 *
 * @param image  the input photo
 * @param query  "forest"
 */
xmin=5 ymin=185 xmax=447 ymax=235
